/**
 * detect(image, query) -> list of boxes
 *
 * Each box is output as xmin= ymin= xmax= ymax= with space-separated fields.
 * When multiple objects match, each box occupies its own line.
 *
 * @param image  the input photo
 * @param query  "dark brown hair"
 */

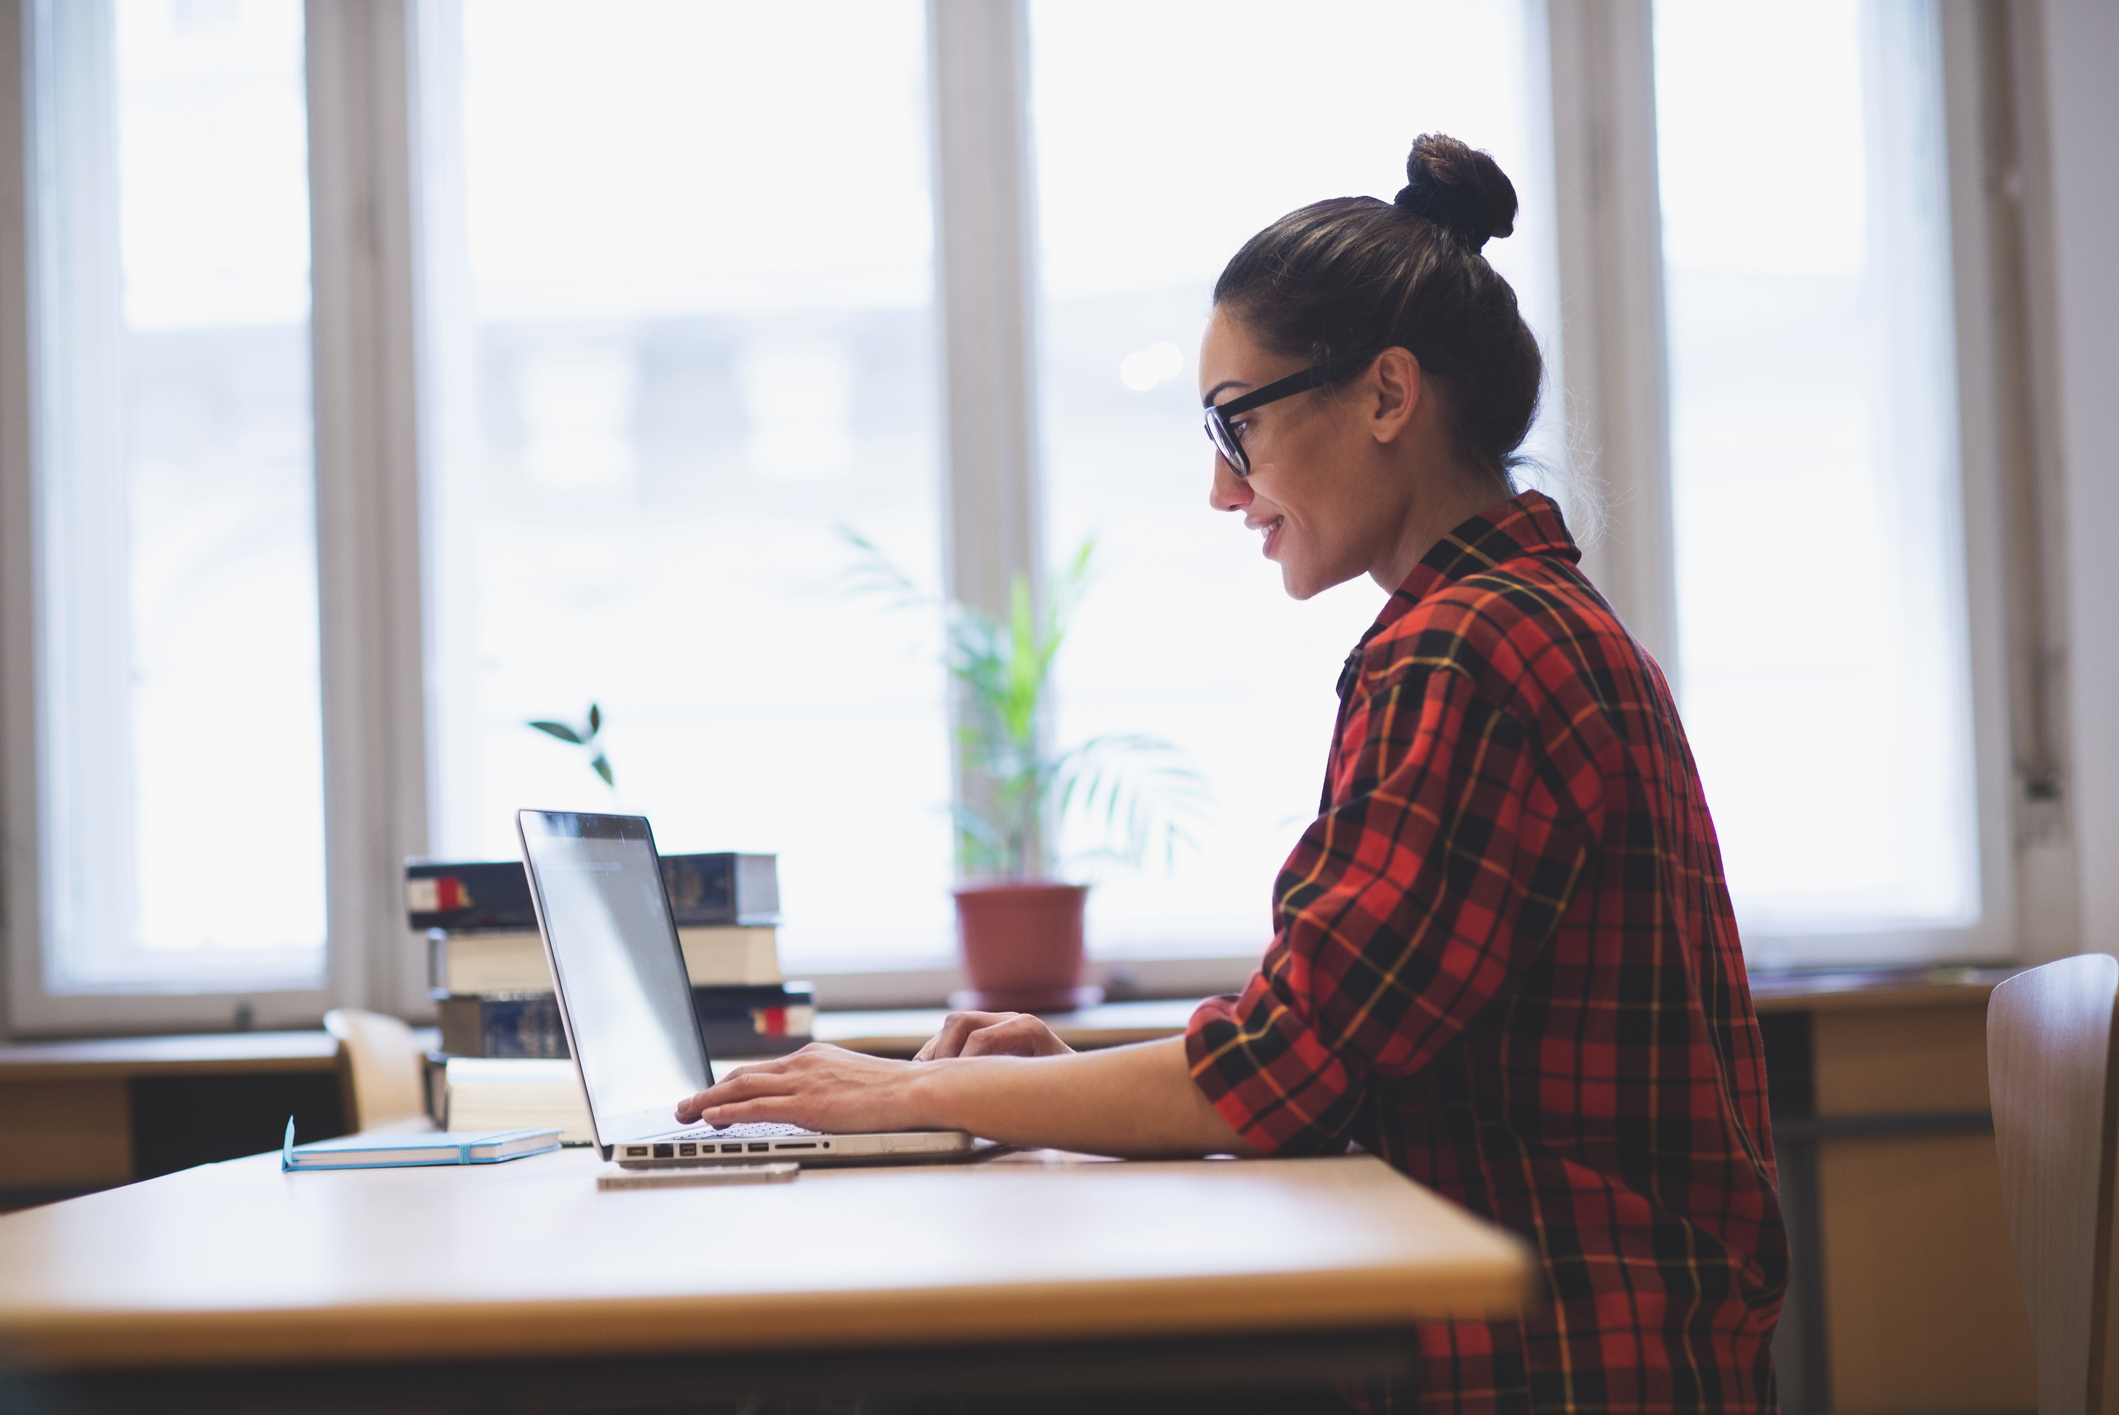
xmin=1212 ymin=133 xmax=1542 ymax=488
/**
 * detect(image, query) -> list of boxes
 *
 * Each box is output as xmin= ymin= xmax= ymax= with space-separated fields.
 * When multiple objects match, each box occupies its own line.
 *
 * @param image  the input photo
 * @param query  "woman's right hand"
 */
xmin=915 ymin=1010 xmax=1074 ymax=1061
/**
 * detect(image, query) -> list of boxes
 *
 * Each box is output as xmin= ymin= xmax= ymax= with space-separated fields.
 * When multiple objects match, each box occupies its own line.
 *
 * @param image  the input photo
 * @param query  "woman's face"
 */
xmin=1199 ymin=308 xmax=1418 ymax=601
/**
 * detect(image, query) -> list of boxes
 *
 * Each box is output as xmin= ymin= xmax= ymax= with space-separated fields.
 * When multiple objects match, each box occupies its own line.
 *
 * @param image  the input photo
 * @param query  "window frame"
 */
xmin=0 ymin=0 xmax=433 ymax=1035
xmin=1551 ymin=0 xmax=2024 ymax=970
xmin=0 ymin=0 xmax=2064 ymax=1037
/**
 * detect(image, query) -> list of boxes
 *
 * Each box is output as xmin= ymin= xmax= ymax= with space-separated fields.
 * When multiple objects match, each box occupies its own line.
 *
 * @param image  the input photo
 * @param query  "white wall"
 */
xmin=2041 ymin=0 xmax=2119 ymax=958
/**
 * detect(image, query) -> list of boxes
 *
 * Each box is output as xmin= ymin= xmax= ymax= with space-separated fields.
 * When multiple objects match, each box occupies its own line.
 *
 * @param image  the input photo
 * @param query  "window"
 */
xmin=417 ymin=0 xmax=951 ymax=969
xmin=29 ymin=0 xmax=324 ymax=994
xmin=0 ymin=1 xmax=2056 ymax=1031
xmin=1654 ymin=0 xmax=1993 ymax=961
xmin=1029 ymin=0 xmax=1562 ymax=958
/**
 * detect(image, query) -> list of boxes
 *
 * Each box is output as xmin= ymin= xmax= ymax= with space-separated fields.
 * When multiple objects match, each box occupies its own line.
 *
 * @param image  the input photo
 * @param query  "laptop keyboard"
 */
xmin=665 ymin=1122 xmax=812 ymax=1140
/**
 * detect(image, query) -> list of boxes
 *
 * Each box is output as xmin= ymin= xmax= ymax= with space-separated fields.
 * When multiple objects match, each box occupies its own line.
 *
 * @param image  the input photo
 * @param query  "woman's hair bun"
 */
xmin=1393 ymin=133 xmax=1517 ymax=250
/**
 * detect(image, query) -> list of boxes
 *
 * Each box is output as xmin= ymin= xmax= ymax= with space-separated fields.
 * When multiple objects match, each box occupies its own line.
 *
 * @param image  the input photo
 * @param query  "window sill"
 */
xmin=794 ymin=950 xmax=1261 ymax=1013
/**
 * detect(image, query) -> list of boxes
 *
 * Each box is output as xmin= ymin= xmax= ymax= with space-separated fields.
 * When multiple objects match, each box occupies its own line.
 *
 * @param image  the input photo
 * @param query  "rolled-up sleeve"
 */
xmin=1186 ymin=662 xmax=1591 ymax=1154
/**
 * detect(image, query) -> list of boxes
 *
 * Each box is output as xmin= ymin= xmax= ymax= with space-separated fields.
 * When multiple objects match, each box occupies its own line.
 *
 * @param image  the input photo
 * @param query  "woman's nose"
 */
xmin=1208 ymin=452 xmax=1250 ymax=512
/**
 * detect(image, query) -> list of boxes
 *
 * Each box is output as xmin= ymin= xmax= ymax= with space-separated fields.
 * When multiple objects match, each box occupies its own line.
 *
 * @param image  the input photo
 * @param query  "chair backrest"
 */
xmin=322 ymin=1007 xmax=430 ymax=1133
xmin=1990 ymin=953 xmax=2119 ymax=1415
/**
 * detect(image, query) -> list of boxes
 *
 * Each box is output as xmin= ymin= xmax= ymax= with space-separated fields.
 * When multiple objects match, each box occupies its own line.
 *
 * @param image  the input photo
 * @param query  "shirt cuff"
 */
xmin=1184 ymin=970 xmax=1360 ymax=1156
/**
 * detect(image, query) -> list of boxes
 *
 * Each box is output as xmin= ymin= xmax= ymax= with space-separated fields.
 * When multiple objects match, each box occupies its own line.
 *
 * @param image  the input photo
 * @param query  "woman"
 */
xmin=677 ymin=134 xmax=1785 ymax=1415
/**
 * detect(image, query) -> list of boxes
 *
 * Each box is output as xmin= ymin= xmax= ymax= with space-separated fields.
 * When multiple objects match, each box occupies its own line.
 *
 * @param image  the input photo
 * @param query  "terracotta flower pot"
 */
xmin=950 ymin=880 xmax=1100 ymax=1014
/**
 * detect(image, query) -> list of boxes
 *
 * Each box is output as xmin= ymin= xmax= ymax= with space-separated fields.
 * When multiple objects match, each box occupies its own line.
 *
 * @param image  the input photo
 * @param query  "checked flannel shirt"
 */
xmin=1187 ymin=491 xmax=1784 ymax=1415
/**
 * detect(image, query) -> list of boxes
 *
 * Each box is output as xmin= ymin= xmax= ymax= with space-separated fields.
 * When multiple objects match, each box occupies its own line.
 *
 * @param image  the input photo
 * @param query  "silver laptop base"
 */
xmin=614 ymin=1127 xmax=987 ymax=1168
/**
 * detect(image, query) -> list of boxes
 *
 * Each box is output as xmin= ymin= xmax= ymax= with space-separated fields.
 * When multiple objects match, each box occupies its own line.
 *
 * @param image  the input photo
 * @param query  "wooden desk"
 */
xmin=822 ymin=973 xmax=2036 ymax=1415
xmin=0 ymin=1031 xmax=354 ymax=1199
xmin=0 ymin=1029 xmax=428 ymax=1203
xmin=0 ymin=974 xmax=2039 ymax=1413
xmin=1748 ymin=969 xmax=2036 ymax=1415
xmin=0 ymin=1147 xmax=1530 ymax=1408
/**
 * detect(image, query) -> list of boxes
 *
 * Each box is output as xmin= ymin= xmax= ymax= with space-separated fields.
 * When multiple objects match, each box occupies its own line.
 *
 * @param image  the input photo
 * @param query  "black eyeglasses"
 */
xmin=1203 ymin=348 xmax=1383 ymax=478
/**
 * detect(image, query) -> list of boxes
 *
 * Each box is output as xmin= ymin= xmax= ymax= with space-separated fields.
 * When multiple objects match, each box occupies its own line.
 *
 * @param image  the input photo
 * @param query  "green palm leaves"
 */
xmin=843 ymin=529 xmax=1206 ymax=880
xmin=528 ymin=702 xmax=614 ymax=788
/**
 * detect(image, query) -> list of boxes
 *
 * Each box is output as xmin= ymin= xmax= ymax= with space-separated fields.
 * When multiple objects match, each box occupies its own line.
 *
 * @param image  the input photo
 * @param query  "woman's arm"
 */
xmin=673 ymin=1035 xmax=1257 ymax=1159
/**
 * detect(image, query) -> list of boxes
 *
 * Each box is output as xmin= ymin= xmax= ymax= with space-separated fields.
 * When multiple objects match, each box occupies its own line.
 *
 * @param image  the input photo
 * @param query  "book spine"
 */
xmin=407 ymin=853 xmax=780 ymax=932
xmin=406 ymin=860 xmax=536 ymax=933
xmin=437 ymin=986 xmax=813 ymax=1060
xmin=699 ymin=1022 xmax=808 ymax=1059
xmin=658 ymin=853 xmax=781 ymax=926
xmin=690 ymin=983 xmax=814 ymax=1017
xmin=436 ymin=994 xmax=571 ymax=1059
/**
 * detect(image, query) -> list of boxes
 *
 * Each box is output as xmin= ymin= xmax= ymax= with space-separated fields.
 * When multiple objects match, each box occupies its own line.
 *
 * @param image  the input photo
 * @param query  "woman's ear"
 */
xmin=1367 ymin=347 xmax=1422 ymax=446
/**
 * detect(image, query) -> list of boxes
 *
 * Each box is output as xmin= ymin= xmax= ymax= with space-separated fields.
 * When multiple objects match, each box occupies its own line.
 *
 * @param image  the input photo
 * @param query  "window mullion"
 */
xmin=1939 ymin=0 xmax=2053 ymax=964
xmin=1545 ymin=0 xmax=1679 ymax=679
xmin=926 ymin=0 xmax=1047 ymax=875
xmin=305 ymin=0 xmax=430 ymax=1017
xmin=1 ymin=0 xmax=35 ymax=1041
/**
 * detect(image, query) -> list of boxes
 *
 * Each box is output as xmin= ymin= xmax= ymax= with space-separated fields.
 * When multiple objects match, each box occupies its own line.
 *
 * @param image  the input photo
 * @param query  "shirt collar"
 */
xmin=1365 ymin=489 xmax=1582 ymax=643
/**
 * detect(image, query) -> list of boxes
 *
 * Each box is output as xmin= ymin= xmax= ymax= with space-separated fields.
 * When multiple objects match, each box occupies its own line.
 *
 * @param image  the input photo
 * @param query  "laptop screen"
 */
xmin=516 ymin=810 xmax=709 ymax=1143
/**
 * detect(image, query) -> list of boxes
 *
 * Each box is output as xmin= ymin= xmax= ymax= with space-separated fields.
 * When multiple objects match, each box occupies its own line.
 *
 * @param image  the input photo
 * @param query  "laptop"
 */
xmin=515 ymin=808 xmax=982 ymax=1169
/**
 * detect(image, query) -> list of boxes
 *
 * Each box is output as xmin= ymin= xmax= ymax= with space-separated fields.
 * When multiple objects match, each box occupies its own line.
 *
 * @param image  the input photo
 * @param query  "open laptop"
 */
xmin=515 ymin=808 xmax=982 ymax=1169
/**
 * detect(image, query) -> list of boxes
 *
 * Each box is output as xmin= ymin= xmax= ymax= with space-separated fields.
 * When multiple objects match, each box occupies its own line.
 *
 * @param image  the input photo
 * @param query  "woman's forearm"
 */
xmin=676 ymin=1033 xmax=1258 ymax=1158
xmin=910 ymin=1035 xmax=1256 ymax=1158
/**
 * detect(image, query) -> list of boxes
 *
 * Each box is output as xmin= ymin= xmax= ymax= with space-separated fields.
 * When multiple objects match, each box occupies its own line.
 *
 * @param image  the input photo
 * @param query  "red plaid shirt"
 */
xmin=1187 ymin=491 xmax=1784 ymax=1415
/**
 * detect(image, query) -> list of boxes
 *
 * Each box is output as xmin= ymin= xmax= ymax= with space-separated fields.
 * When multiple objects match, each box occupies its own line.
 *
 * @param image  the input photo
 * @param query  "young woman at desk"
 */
xmin=677 ymin=135 xmax=1784 ymax=1415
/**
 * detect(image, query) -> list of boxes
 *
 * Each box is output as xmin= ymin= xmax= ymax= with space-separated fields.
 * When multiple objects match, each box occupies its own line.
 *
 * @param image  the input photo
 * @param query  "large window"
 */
xmin=29 ymin=0 xmax=324 ymax=993
xmin=417 ymin=0 xmax=950 ymax=968
xmin=1030 ymin=0 xmax=1561 ymax=958
xmin=0 ymin=1 xmax=2046 ymax=1030
xmin=1655 ymin=0 xmax=1986 ymax=960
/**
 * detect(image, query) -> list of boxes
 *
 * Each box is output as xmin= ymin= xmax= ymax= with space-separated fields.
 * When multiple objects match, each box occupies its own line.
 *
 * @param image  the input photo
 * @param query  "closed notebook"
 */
xmin=280 ymin=1118 xmax=563 ymax=1171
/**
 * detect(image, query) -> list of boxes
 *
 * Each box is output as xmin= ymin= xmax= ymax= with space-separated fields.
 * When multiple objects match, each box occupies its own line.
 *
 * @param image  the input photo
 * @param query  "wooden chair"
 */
xmin=1989 ymin=953 xmax=2119 ymax=1415
xmin=322 ymin=1008 xmax=434 ymax=1134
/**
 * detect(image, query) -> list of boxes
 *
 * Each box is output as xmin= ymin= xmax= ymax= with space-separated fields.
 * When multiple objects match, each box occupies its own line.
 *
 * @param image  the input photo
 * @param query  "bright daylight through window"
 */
xmin=1030 ymin=0 xmax=1560 ymax=960
xmin=418 ymin=0 xmax=949 ymax=968
xmin=1656 ymin=0 xmax=1980 ymax=959
xmin=15 ymin=0 xmax=2005 ymax=1007
xmin=33 ymin=0 xmax=324 ymax=991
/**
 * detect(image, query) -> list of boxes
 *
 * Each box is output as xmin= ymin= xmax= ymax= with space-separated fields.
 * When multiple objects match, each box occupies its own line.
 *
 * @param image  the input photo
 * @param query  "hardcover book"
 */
xmin=280 ymin=1119 xmax=562 ymax=1170
xmin=436 ymin=984 xmax=815 ymax=1061
xmin=428 ymin=925 xmax=782 ymax=993
xmin=406 ymin=852 xmax=779 ymax=933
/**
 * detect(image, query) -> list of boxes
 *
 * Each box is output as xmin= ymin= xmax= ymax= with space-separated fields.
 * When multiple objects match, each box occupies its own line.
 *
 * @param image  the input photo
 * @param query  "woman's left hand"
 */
xmin=673 ymin=1044 xmax=934 ymax=1133
xmin=914 ymin=1010 xmax=1073 ymax=1061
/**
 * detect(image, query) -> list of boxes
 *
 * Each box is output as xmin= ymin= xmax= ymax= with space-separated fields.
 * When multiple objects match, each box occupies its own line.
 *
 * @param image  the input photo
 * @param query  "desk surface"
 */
xmin=1746 ymin=967 xmax=2011 ymax=1013
xmin=0 ymin=1030 xmax=342 ymax=1080
xmin=0 ymin=1147 xmax=1530 ymax=1371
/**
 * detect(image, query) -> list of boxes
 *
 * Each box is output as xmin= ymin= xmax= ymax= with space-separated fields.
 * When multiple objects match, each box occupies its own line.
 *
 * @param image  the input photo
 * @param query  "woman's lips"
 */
xmin=1260 ymin=515 xmax=1285 ymax=558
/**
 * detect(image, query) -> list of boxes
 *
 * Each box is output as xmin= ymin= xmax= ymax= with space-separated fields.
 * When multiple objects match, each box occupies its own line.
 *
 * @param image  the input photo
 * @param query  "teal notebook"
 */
xmin=280 ymin=1118 xmax=563 ymax=1171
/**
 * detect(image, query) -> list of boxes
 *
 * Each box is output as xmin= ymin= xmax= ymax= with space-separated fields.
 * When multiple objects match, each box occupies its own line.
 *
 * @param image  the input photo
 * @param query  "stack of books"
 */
xmin=414 ymin=852 xmax=814 ymax=1064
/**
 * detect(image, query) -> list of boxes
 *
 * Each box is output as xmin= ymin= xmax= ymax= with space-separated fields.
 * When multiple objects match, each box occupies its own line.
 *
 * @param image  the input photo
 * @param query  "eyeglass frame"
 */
xmin=1202 ymin=347 xmax=1386 ymax=478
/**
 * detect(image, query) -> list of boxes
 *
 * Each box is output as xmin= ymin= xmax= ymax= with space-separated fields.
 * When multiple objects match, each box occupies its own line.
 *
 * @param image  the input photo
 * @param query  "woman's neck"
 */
xmin=1370 ymin=471 xmax=1516 ymax=593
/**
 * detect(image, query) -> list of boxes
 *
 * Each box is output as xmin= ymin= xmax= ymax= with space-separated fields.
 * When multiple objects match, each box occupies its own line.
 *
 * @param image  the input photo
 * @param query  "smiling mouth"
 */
xmin=1258 ymin=516 xmax=1285 ymax=555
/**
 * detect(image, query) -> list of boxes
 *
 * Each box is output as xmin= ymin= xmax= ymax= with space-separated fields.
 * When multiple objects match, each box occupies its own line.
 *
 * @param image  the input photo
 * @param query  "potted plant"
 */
xmin=846 ymin=534 xmax=1204 ymax=1012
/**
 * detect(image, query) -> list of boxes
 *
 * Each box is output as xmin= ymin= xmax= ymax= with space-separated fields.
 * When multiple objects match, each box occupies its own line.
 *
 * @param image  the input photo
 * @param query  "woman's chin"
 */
xmin=1278 ymin=553 xmax=1368 ymax=602
xmin=1279 ymin=563 xmax=1328 ymax=601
